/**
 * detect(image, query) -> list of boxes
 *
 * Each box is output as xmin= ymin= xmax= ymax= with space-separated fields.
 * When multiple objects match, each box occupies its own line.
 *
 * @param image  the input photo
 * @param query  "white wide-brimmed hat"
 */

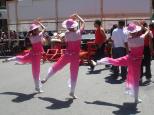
xmin=127 ymin=23 xmax=141 ymax=33
xmin=62 ymin=19 xmax=78 ymax=29
xmin=29 ymin=23 xmax=40 ymax=31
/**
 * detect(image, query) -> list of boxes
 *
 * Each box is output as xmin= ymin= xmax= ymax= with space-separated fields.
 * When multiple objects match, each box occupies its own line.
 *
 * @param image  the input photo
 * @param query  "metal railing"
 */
xmin=0 ymin=18 xmax=152 ymax=56
xmin=8 ymin=18 xmax=152 ymax=32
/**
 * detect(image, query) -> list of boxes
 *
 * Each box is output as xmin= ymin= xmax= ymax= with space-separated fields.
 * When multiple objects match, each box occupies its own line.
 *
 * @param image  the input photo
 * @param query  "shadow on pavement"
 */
xmin=86 ymin=68 xmax=107 ymax=75
xmin=38 ymin=97 xmax=73 ymax=109
xmin=104 ymin=74 xmax=124 ymax=84
xmin=140 ymin=81 xmax=152 ymax=86
xmin=0 ymin=92 xmax=37 ymax=103
xmin=85 ymin=100 xmax=140 ymax=115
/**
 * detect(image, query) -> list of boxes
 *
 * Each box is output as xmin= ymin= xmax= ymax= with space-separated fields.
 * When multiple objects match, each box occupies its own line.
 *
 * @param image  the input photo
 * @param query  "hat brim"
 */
xmin=62 ymin=20 xmax=78 ymax=29
xmin=29 ymin=25 xmax=40 ymax=31
xmin=127 ymin=26 xmax=141 ymax=33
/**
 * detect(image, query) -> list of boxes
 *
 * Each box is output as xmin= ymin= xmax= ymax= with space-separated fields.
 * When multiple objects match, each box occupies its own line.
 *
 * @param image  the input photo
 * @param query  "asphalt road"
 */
xmin=0 ymin=60 xmax=154 ymax=115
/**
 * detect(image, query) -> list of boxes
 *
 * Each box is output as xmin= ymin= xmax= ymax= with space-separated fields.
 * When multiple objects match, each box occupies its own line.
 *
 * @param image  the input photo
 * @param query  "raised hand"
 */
xmin=33 ymin=17 xmax=42 ymax=25
xmin=69 ymin=14 xmax=78 ymax=20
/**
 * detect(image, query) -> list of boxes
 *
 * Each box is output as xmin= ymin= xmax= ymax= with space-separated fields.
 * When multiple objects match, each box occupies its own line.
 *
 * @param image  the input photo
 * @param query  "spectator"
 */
xmin=140 ymin=21 xmax=153 ymax=85
xmin=89 ymin=20 xmax=107 ymax=71
xmin=110 ymin=20 xmax=128 ymax=81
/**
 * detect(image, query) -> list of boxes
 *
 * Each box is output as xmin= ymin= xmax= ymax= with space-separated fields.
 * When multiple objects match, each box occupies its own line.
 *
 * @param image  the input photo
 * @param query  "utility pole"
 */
xmin=15 ymin=0 xmax=19 ymax=45
xmin=100 ymin=0 xmax=103 ymax=21
xmin=55 ymin=0 xmax=58 ymax=32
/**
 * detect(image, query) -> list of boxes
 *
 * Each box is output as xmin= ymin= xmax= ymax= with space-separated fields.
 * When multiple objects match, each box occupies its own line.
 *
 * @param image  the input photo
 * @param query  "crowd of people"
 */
xmin=2 ymin=14 xmax=154 ymax=104
xmin=0 ymin=30 xmax=18 ymax=41
xmin=0 ymin=30 xmax=25 ymax=56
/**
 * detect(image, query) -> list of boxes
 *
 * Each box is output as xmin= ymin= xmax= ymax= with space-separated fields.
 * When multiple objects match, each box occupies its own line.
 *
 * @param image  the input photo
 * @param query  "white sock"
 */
xmin=97 ymin=58 xmax=110 ymax=65
xmin=45 ymin=67 xmax=54 ymax=80
xmin=8 ymin=57 xmax=17 ymax=61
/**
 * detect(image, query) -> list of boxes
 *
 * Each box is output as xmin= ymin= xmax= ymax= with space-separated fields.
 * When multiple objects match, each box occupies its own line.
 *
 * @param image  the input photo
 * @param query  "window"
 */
xmin=0 ymin=0 xmax=6 ymax=9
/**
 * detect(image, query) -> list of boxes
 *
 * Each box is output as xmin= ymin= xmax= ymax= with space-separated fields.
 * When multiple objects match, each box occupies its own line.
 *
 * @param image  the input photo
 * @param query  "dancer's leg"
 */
xmin=127 ymin=60 xmax=142 ymax=103
xmin=69 ymin=56 xmax=80 ymax=98
xmin=42 ymin=55 xmax=69 ymax=83
xmin=2 ymin=56 xmax=18 ymax=62
xmin=3 ymin=53 xmax=31 ymax=63
xmin=134 ymin=86 xmax=142 ymax=103
xmin=31 ymin=55 xmax=43 ymax=93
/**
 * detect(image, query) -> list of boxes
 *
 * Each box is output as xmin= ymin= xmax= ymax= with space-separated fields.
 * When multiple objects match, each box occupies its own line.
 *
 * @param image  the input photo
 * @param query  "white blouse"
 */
xmin=64 ymin=30 xmax=82 ymax=42
xmin=128 ymin=36 xmax=144 ymax=48
xmin=30 ymin=32 xmax=43 ymax=44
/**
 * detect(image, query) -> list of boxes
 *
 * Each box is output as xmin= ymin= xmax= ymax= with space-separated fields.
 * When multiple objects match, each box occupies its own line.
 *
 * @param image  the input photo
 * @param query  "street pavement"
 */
xmin=0 ymin=59 xmax=154 ymax=115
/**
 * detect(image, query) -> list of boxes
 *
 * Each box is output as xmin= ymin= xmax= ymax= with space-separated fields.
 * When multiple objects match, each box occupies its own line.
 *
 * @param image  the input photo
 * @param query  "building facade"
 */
xmin=0 ymin=0 xmax=7 ymax=32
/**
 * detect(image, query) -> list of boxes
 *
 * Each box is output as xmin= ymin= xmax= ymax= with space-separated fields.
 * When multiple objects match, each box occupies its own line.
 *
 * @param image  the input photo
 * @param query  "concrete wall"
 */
xmin=6 ymin=0 xmax=152 ymax=31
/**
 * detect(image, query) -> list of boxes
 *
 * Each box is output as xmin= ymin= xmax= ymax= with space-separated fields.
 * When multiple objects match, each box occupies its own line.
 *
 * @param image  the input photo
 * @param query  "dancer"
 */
xmin=3 ymin=19 xmax=47 ymax=93
xmin=91 ymin=23 xmax=150 ymax=103
xmin=41 ymin=14 xmax=85 ymax=99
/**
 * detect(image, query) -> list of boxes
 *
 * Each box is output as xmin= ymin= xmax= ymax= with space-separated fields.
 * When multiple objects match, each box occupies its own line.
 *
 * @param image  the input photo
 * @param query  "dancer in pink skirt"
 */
xmin=91 ymin=23 xmax=150 ymax=103
xmin=3 ymin=19 xmax=47 ymax=93
xmin=41 ymin=14 xmax=85 ymax=99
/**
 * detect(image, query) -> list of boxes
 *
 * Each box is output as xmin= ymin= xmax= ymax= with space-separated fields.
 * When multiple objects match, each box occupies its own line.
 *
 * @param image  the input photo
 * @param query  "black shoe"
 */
xmin=145 ymin=78 xmax=151 ymax=84
xmin=105 ymin=65 xmax=111 ymax=69
xmin=88 ymin=60 xmax=96 ymax=71
xmin=89 ymin=64 xmax=95 ymax=71
xmin=41 ymin=79 xmax=47 ymax=84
